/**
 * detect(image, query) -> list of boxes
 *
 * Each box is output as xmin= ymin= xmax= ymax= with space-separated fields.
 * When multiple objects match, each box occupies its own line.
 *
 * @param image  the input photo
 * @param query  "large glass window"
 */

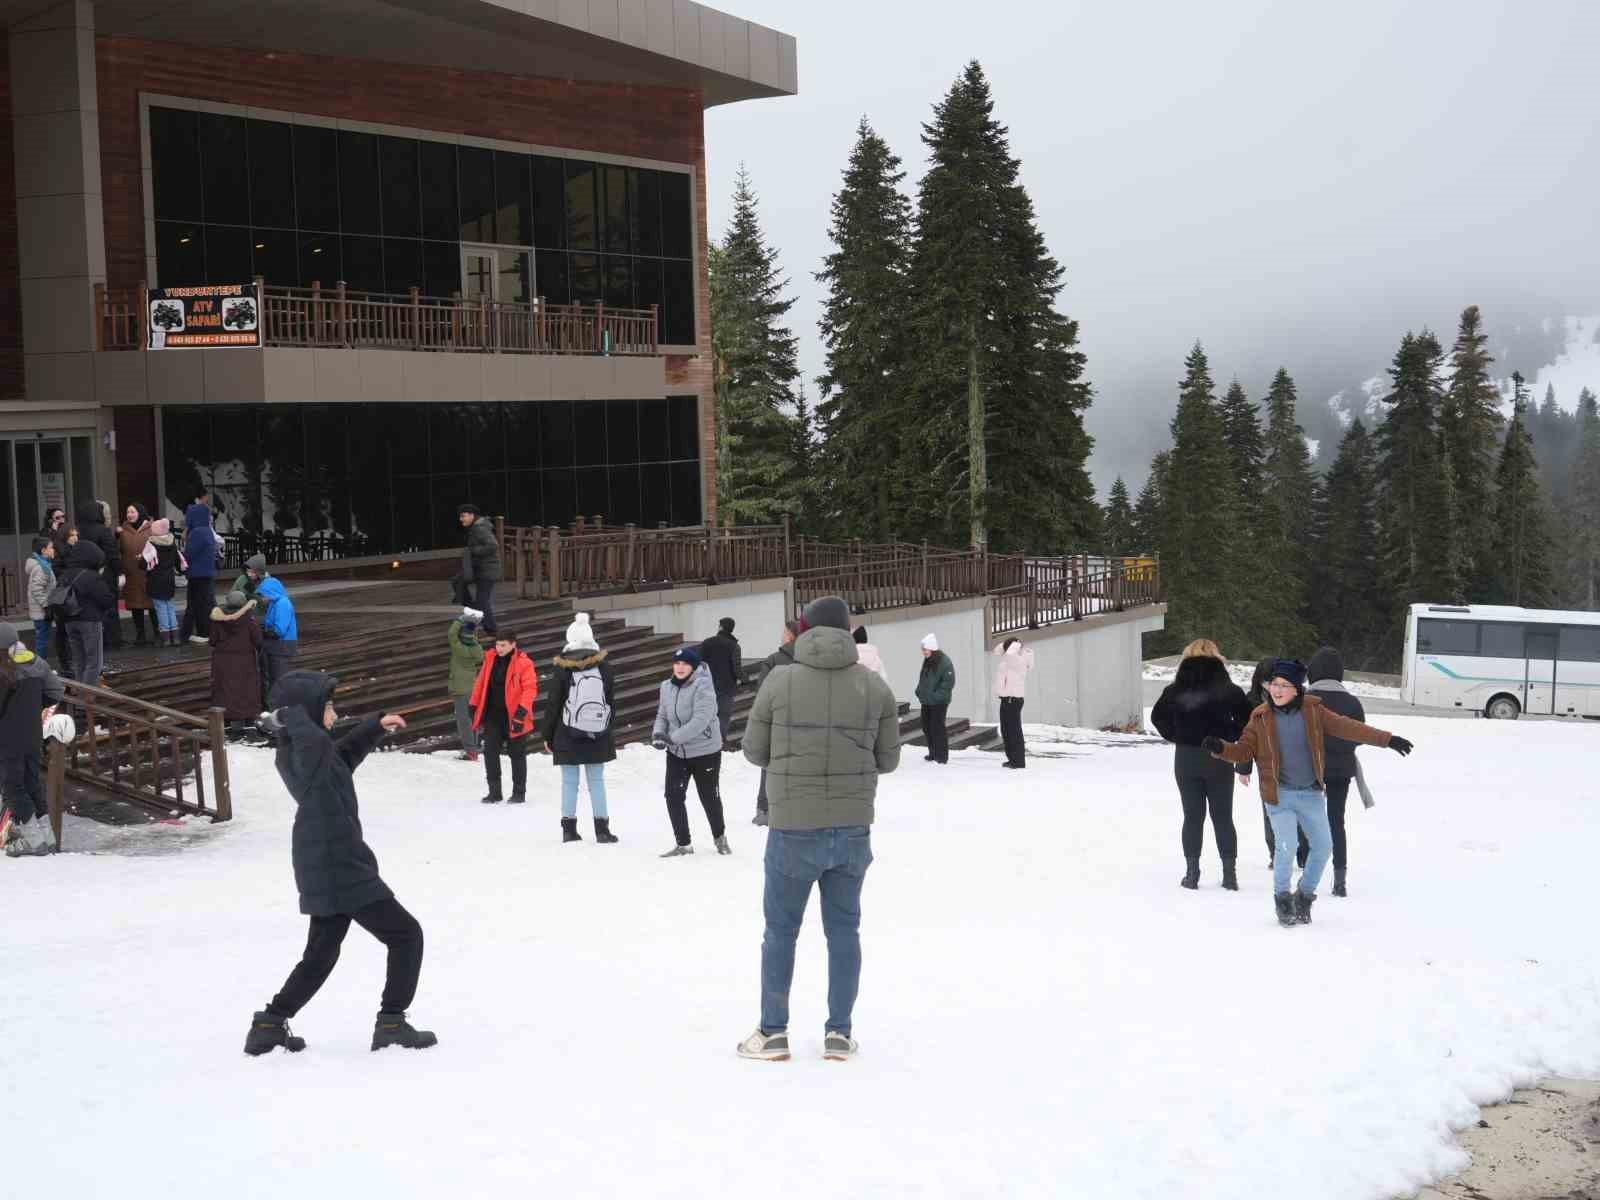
xmin=1560 ymin=627 xmax=1600 ymax=664
xmin=150 ymin=105 xmax=697 ymax=335
xmin=1479 ymin=622 xmax=1526 ymax=659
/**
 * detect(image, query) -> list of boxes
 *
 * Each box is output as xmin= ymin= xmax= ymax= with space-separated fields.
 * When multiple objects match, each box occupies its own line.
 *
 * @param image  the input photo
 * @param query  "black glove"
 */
xmin=651 ymin=735 xmax=669 ymax=751
xmin=1389 ymin=735 xmax=1414 ymax=757
xmin=1200 ymin=735 xmax=1225 ymax=755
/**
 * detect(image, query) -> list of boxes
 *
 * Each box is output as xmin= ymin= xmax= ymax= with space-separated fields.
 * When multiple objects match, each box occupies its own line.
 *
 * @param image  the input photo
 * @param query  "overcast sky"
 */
xmin=705 ymin=0 xmax=1600 ymax=493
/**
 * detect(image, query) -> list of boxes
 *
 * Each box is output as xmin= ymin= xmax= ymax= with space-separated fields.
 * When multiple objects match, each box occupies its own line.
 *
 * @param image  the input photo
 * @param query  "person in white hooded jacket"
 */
xmin=992 ymin=637 xmax=1034 ymax=768
xmin=851 ymin=626 xmax=891 ymax=687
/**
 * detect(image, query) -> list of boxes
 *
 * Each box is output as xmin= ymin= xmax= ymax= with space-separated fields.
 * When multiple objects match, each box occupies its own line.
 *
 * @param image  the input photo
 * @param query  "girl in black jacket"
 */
xmin=1150 ymin=639 xmax=1253 ymax=891
xmin=538 ymin=613 xmax=619 ymax=845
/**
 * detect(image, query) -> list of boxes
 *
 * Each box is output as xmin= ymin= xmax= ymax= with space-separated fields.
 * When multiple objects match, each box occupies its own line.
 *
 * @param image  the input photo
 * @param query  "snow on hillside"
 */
xmin=1529 ymin=315 xmax=1600 ymax=408
xmin=1144 ymin=660 xmax=1400 ymax=701
xmin=4 ymin=718 xmax=1599 ymax=1198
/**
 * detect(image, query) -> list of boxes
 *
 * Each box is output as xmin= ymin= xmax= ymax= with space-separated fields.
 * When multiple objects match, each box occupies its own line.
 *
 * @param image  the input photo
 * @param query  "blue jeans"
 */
xmin=761 ymin=826 xmax=873 ymax=1036
xmin=1269 ymin=787 xmax=1332 ymax=896
xmin=32 ymin=618 xmax=52 ymax=656
xmin=561 ymin=763 xmax=607 ymax=819
xmin=151 ymin=597 xmax=177 ymax=632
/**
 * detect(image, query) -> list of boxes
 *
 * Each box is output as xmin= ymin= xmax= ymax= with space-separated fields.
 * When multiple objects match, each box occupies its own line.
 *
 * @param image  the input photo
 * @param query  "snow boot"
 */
xmin=1220 ymin=859 xmax=1238 ymax=891
xmin=244 ymin=1010 xmax=306 ymax=1056
xmin=823 ymin=1032 xmax=859 ymax=1061
xmin=371 ymin=1012 xmax=437 ymax=1051
xmin=1274 ymin=893 xmax=1297 ymax=928
xmin=480 ymin=788 xmax=502 ymax=804
xmin=593 ymin=818 xmax=618 ymax=844
xmin=1332 ymin=868 xmax=1347 ymax=898
xmin=1294 ymin=891 xmax=1316 ymax=925
xmin=715 ymin=835 xmax=732 ymax=856
xmin=736 ymin=1029 xmax=790 ymax=1062
xmin=752 ymin=810 xmax=769 ymax=826
xmin=5 ymin=817 xmax=52 ymax=857
xmin=507 ymin=791 xmax=526 ymax=805
xmin=561 ymin=817 xmax=582 ymax=843
xmin=1180 ymin=858 xmax=1200 ymax=890
xmin=660 ymin=844 xmax=694 ymax=858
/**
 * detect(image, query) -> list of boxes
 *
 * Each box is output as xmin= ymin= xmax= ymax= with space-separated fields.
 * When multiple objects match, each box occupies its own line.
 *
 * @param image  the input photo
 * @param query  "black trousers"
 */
xmin=921 ymin=704 xmax=949 ymax=763
xmin=52 ymin=613 xmax=73 ymax=676
xmin=999 ymin=696 xmax=1026 ymax=766
xmin=481 ymin=721 xmax=527 ymax=798
xmin=1175 ymin=744 xmax=1238 ymax=860
xmin=129 ymin=607 xmax=149 ymax=640
xmin=1295 ymin=777 xmax=1350 ymax=871
xmin=756 ymin=769 xmax=769 ymax=815
xmin=262 ymin=639 xmax=298 ymax=700
xmin=665 ymin=751 xmax=724 ymax=845
xmin=179 ymin=578 xmax=213 ymax=640
xmin=267 ymin=897 xmax=424 ymax=1018
xmin=1 ymin=748 xmax=44 ymax=824
xmin=474 ymin=580 xmax=498 ymax=633
xmin=715 ymin=688 xmax=734 ymax=738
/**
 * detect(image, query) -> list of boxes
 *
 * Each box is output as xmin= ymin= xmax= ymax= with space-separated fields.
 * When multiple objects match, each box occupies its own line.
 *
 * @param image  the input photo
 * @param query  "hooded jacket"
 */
xmin=0 ymin=645 xmax=65 ymax=756
xmin=183 ymin=504 xmax=219 ymax=579
xmin=651 ymin=662 xmax=721 ymax=759
xmin=75 ymin=502 xmax=119 ymax=579
xmin=1150 ymin=655 xmax=1254 ymax=747
xmin=209 ymin=603 xmax=263 ymax=719
xmin=25 ymin=553 xmax=54 ymax=621
xmin=57 ymin=542 xmax=116 ymax=623
xmin=256 ymin=576 xmax=298 ymax=642
xmin=269 ymin=671 xmax=394 ymax=916
xmin=469 ymin=646 xmax=538 ymax=738
xmin=1212 ymin=694 xmax=1393 ymax=807
xmin=447 ymin=619 xmax=485 ymax=696
xmin=142 ymin=531 xmax=181 ymax=602
xmin=756 ymin=639 xmax=796 ymax=687
xmin=539 ymin=647 xmax=618 ymax=766
xmin=697 ymin=629 xmax=742 ymax=694
xmin=1305 ymin=646 xmax=1365 ymax=781
xmin=743 ymin=625 xmax=901 ymax=831
xmin=915 ymin=650 xmax=955 ymax=707
xmin=992 ymin=641 xmax=1035 ymax=699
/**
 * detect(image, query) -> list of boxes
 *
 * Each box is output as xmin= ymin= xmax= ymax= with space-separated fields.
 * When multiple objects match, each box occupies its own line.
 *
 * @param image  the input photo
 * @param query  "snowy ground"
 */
xmin=4 ymin=715 xmax=1599 ymax=1199
xmin=1144 ymin=660 xmax=1402 ymax=701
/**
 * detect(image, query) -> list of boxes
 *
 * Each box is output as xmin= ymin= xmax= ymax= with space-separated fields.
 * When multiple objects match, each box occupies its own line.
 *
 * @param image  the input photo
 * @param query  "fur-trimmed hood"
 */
xmin=554 ymin=648 xmax=607 ymax=671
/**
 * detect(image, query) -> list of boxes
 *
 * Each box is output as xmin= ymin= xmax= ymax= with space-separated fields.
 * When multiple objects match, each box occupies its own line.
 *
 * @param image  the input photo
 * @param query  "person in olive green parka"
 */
xmin=448 ymin=608 xmax=486 ymax=760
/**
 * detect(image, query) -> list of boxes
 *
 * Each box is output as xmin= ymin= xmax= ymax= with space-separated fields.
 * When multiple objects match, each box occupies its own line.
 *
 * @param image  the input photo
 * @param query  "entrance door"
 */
xmin=1525 ymin=631 xmax=1559 ymax=716
xmin=461 ymin=245 xmax=533 ymax=349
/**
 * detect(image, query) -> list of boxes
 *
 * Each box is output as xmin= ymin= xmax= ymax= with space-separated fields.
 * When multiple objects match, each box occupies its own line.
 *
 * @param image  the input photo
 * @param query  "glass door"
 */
xmin=461 ymin=245 xmax=533 ymax=349
xmin=1525 ymin=631 xmax=1558 ymax=716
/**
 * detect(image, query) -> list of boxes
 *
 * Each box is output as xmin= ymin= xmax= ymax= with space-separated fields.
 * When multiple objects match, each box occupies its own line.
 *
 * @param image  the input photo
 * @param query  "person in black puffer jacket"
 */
xmin=1150 ymin=639 xmax=1254 ymax=891
xmin=538 ymin=613 xmax=620 ymax=845
xmin=1301 ymin=646 xmax=1365 ymax=898
xmin=243 ymin=671 xmax=436 ymax=1057
xmin=56 ymin=540 xmax=116 ymax=686
xmin=76 ymin=502 xmax=123 ymax=650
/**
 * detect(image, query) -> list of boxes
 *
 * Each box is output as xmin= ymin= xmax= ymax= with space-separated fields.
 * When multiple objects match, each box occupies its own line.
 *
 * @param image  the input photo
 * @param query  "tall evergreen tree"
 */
xmin=1102 ymin=477 xmax=1135 ymax=555
xmin=708 ymin=167 xmax=801 ymax=524
xmin=1131 ymin=454 xmax=1168 ymax=553
xmin=1529 ymin=382 xmax=1579 ymax=503
xmin=1487 ymin=372 xmax=1555 ymax=607
xmin=814 ymin=119 xmax=915 ymax=540
xmin=1218 ymin=378 xmax=1266 ymax=518
xmin=1440 ymin=306 xmax=1504 ymax=597
xmin=1258 ymin=367 xmax=1318 ymax=647
xmin=904 ymin=62 xmax=1096 ymax=552
xmin=1375 ymin=331 xmax=1460 ymax=660
xmin=1570 ymin=388 xmax=1600 ymax=609
xmin=788 ymin=384 xmax=819 ymax=531
xmin=1309 ymin=419 xmax=1384 ymax=668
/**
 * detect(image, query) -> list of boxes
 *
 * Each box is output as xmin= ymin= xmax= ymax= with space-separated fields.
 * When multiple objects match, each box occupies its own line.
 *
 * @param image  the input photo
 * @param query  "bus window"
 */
xmin=1559 ymin=627 xmax=1600 ymax=663
xmin=1417 ymin=619 xmax=1478 ymax=656
xmin=1479 ymin=623 xmax=1526 ymax=659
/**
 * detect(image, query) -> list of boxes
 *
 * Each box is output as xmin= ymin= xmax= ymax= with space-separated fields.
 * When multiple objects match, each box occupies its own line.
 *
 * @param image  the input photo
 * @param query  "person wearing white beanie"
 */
xmin=539 ymin=613 xmax=619 ymax=845
xmin=914 ymin=633 xmax=955 ymax=764
xmin=564 ymin=612 xmax=600 ymax=653
xmin=920 ymin=633 xmax=938 ymax=652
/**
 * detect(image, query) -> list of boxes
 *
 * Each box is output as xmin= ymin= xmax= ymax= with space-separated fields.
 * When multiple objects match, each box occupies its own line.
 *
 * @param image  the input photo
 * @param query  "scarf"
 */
xmin=1307 ymin=678 xmax=1376 ymax=809
xmin=29 ymin=551 xmax=54 ymax=583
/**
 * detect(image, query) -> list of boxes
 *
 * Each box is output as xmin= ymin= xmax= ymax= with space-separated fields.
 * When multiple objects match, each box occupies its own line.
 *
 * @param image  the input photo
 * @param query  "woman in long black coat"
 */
xmin=208 ymin=589 xmax=263 ymax=730
xmin=1150 ymin=639 xmax=1254 ymax=892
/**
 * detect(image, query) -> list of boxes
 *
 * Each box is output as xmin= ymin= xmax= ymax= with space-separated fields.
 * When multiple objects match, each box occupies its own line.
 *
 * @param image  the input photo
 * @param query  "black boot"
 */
xmin=1332 ymin=868 xmax=1347 ymax=898
xmin=244 ymin=1010 xmax=306 ymax=1056
xmin=481 ymin=788 xmax=502 ymax=804
xmin=1220 ymin=859 xmax=1238 ymax=891
xmin=1294 ymin=890 xmax=1316 ymax=925
xmin=594 ymin=817 xmax=618 ymax=844
xmin=1274 ymin=893 xmax=1297 ymax=928
xmin=561 ymin=817 xmax=582 ymax=843
xmin=371 ymin=1012 xmax=437 ymax=1051
xmin=1180 ymin=858 xmax=1200 ymax=890
xmin=508 ymin=792 xmax=526 ymax=804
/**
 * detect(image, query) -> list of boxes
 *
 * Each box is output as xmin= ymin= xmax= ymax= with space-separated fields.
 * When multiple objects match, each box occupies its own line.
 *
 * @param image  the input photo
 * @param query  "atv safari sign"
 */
xmin=148 ymin=283 xmax=262 ymax=349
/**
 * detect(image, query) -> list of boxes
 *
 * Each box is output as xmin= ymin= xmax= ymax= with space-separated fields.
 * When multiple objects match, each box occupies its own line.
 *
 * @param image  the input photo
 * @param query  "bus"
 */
xmin=1403 ymin=603 xmax=1600 ymax=719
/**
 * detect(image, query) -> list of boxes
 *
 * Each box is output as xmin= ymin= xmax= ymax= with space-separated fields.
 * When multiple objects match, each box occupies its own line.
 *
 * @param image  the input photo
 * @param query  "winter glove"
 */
xmin=651 ymin=735 xmax=669 ymax=750
xmin=1200 ymin=736 xmax=1225 ymax=756
xmin=511 ymin=707 xmax=528 ymax=726
xmin=1388 ymin=735 xmax=1414 ymax=757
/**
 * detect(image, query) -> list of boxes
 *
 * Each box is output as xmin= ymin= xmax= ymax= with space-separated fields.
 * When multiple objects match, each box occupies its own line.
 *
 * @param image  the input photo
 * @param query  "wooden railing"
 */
xmin=988 ymin=557 xmax=1163 ymax=637
xmin=96 ymin=280 xmax=659 ymax=357
xmin=0 ymin=564 xmax=18 ymax=615
xmin=501 ymin=517 xmax=790 ymax=598
xmin=62 ymin=681 xmax=232 ymax=823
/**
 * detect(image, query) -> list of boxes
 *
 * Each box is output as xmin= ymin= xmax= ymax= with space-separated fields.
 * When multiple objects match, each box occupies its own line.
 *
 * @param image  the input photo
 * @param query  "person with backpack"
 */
xmin=24 ymin=536 xmax=55 ymax=663
xmin=914 ymin=634 xmax=956 ymax=764
xmin=1203 ymin=658 xmax=1414 ymax=927
xmin=447 ymin=608 xmax=485 ymax=762
xmin=179 ymin=491 xmax=220 ymax=645
xmin=753 ymin=620 xmax=800 ymax=827
xmin=538 ymin=613 xmax=619 ymax=845
xmin=0 ymin=621 xmax=66 ymax=858
xmin=53 ymin=540 xmax=116 ymax=687
xmin=245 ymin=671 xmax=435 ymax=1055
xmin=140 ymin=518 xmax=184 ymax=648
xmin=119 ymin=504 xmax=154 ymax=647
xmin=469 ymin=630 xmax=537 ymax=805
xmin=256 ymin=572 xmax=299 ymax=695
xmin=651 ymin=646 xmax=729 ymax=857
xmin=209 ymin=590 xmax=263 ymax=738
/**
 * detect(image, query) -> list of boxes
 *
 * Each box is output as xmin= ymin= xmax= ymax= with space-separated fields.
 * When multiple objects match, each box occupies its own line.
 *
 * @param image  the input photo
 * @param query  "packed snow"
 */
xmin=1144 ymin=660 xmax=1401 ymax=701
xmin=4 ymin=715 xmax=1599 ymax=1199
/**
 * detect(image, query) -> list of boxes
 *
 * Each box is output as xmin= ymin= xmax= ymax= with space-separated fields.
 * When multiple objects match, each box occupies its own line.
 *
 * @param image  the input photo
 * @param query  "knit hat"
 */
xmin=457 ymin=503 xmax=482 ymax=517
xmin=150 ymin=517 xmax=170 ymax=536
xmin=223 ymin=590 xmax=249 ymax=612
xmin=921 ymin=633 xmax=939 ymax=652
xmin=1306 ymin=646 xmax=1344 ymax=684
xmin=0 ymin=622 xmax=17 ymax=651
xmin=672 ymin=646 xmax=701 ymax=668
xmin=565 ymin=612 xmax=599 ymax=651
xmin=245 ymin=553 xmax=267 ymax=574
xmin=800 ymin=595 xmax=851 ymax=632
xmin=718 ymin=616 xmax=736 ymax=634
xmin=852 ymin=625 xmax=869 ymax=645
xmin=1269 ymin=658 xmax=1307 ymax=688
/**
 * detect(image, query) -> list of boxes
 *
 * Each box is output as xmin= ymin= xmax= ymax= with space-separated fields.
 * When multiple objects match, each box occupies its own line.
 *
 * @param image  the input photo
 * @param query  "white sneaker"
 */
xmin=189 ymin=635 xmax=209 ymax=645
xmin=5 ymin=819 xmax=52 ymax=858
xmin=823 ymin=1032 xmax=858 ymax=1061
xmin=736 ymin=1029 xmax=790 ymax=1061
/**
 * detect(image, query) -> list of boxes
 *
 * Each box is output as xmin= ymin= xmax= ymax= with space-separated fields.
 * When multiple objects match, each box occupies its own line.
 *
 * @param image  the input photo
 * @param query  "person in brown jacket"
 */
xmin=1203 ymin=658 xmax=1413 ymax=928
xmin=210 ymin=589 xmax=264 ymax=737
xmin=118 ymin=504 xmax=154 ymax=647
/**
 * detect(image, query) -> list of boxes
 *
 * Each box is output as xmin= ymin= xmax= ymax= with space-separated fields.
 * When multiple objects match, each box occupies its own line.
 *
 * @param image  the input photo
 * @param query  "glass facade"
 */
xmin=160 ymin=399 xmax=704 ymax=556
xmin=149 ymin=106 xmax=699 ymax=345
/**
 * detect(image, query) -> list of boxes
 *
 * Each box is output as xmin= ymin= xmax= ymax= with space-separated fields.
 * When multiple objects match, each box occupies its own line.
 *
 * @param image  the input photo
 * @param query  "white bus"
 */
xmin=1403 ymin=603 xmax=1600 ymax=719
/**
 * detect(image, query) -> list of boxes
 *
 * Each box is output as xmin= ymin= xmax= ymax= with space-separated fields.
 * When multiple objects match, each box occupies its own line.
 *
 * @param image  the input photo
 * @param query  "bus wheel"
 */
xmin=1485 ymin=695 xmax=1521 ymax=721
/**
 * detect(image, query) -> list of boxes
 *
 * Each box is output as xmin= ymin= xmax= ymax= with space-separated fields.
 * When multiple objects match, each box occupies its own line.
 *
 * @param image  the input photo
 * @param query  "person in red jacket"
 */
xmin=470 ymin=631 xmax=537 ymax=805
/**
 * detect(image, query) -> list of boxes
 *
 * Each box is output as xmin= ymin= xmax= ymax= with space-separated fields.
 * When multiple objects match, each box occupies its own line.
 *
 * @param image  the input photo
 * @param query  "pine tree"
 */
xmin=1309 ymin=419 xmax=1384 ymax=667
xmin=1102 ymin=477 xmax=1135 ymax=555
xmin=814 ymin=119 xmax=915 ymax=541
xmin=1218 ymin=378 xmax=1266 ymax=518
xmin=1487 ymin=372 xmax=1555 ymax=607
xmin=708 ymin=167 xmax=801 ymax=525
xmin=1440 ymin=306 xmax=1504 ymax=597
xmin=1131 ymin=454 xmax=1168 ymax=554
xmin=1570 ymin=388 xmax=1600 ymax=609
xmin=788 ymin=384 xmax=819 ymax=531
xmin=1375 ymin=330 xmax=1460 ymax=661
xmin=904 ymin=62 xmax=1096 ymax=552
xmin=1258 ymin=367 xmax=1318 ymax=648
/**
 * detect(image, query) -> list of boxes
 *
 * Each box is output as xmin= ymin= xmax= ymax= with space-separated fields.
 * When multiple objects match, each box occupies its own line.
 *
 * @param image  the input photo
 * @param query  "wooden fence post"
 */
xmin=515 ymin=526 xmax=528 ymax=599
xmin=207 ymin=707 xmax=233 ymax=822
xmin=45 ymin=739 xmax=66 ymax=851
xmin=706 ymin=523 xmax=719 ymax=583
xmin=410 ymin=287 xmax=421 ymax=349
xmin=138 ymin=280 xmax=150 ymax=350
xmin=1027 ymin=580 xmax=1039 ymax=629
xmin=625 ymin=524 xmax=638 ymax=591
xmin=548 ymin=526 xmax=563 ymax=598
xmin=336 ymin=280 xmax=349 ymax=347
xmin=781 ymin=511 xmax=792 ymax=578
xmin=920 ymin=539 xmax=930 ymax=604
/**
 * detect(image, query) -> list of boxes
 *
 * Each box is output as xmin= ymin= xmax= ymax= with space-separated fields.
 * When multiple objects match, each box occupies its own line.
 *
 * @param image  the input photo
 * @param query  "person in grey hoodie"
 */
xmin=651 ymin=646 xmax=728 ymax=857
xmin=737 ymin=595 xmax=901 ymax=1063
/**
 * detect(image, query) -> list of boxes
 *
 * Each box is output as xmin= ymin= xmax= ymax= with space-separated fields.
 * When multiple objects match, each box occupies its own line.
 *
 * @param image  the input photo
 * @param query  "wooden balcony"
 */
xmin=96 ymin=280 xmax=660 ymax=357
